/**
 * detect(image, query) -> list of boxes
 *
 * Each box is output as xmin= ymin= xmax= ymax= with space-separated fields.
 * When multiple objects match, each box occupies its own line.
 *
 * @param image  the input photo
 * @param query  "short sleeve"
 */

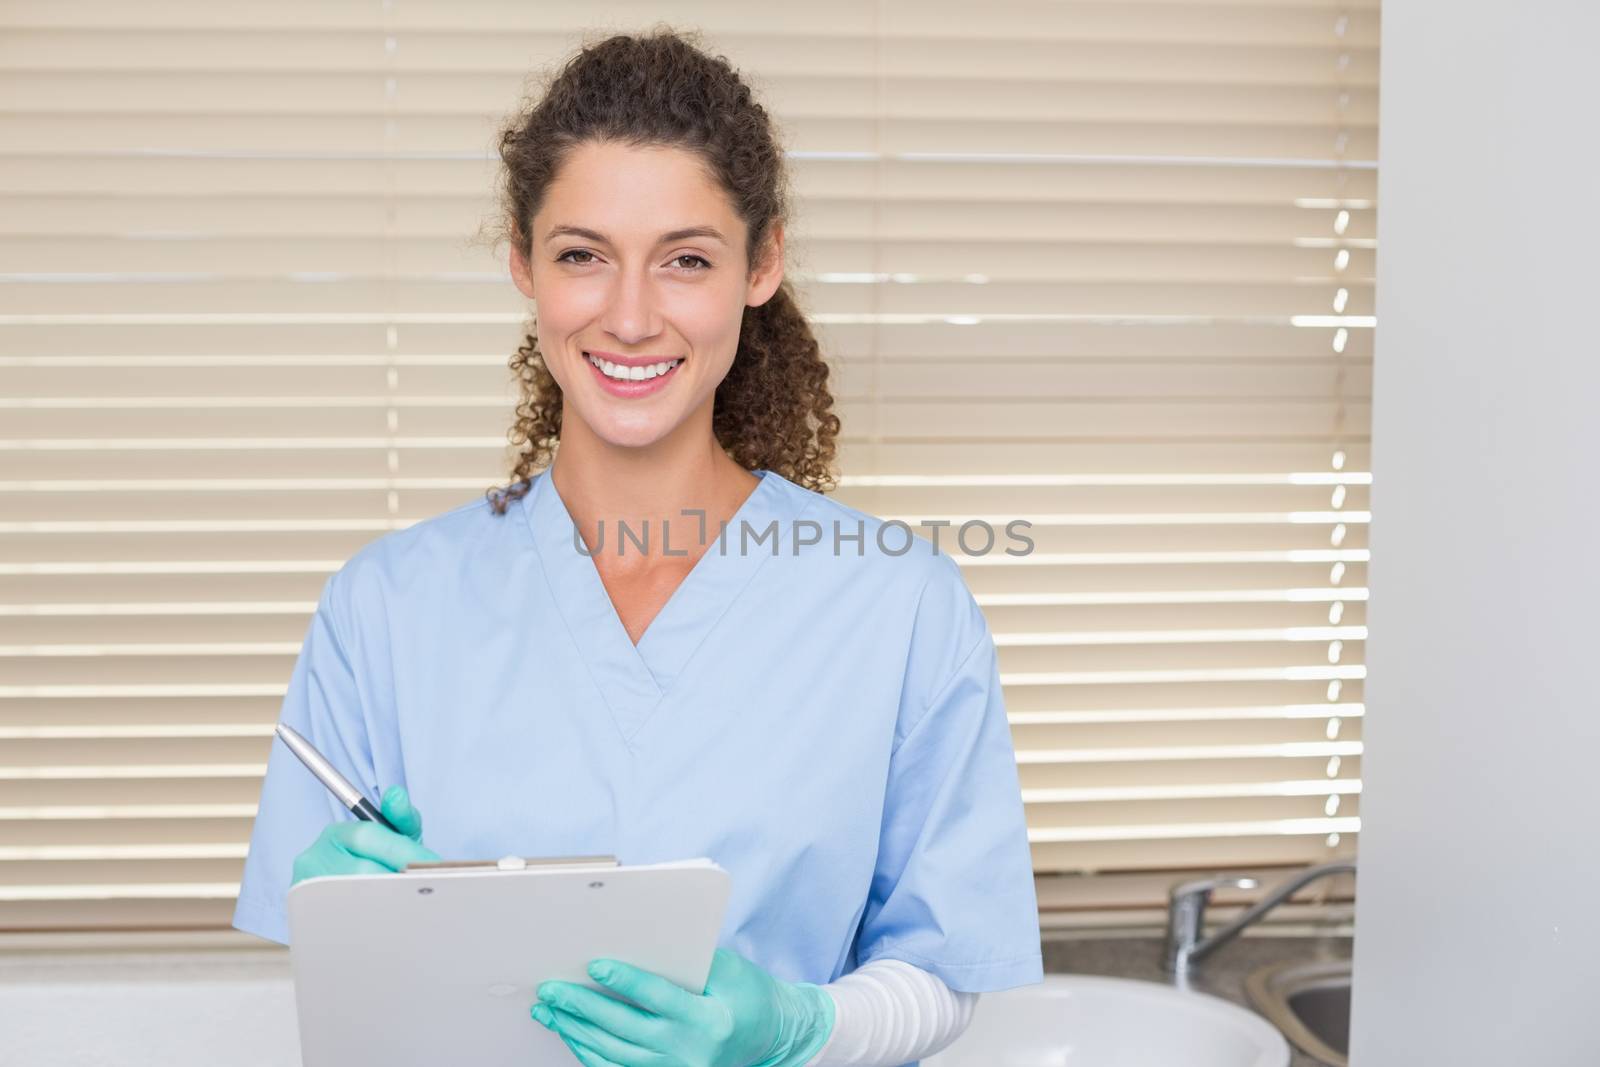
xmin=854 ymin=555 xmax=1044 ymax=993
xmin=232 ymin=572 xmax=379 ymax=946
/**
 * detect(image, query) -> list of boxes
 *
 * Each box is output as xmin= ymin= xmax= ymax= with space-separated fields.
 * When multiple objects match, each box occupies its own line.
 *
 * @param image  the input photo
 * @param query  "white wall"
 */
xmin=1350 ymin=2 xmax=1600 ymax=1064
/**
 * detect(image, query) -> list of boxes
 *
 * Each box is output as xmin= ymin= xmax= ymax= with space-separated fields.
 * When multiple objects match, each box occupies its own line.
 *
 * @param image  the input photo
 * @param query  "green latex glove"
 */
xmin=530 ymin=947 xmax=835 ymax=1067
xmin=290 ymin=785 xmax=440 ymax=885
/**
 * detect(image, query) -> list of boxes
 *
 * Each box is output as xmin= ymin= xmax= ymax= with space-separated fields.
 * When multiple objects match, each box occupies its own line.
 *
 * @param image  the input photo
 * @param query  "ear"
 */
xmin=509 ymin=239 xmax=536 ymax=301
xmin=744 ymin=222 xmax=785 ymax=308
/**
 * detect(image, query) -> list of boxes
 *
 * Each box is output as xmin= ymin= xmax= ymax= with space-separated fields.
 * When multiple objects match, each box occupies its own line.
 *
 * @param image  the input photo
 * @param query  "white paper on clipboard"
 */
xmin=286 ymin=856 xmax=731 ymax=1067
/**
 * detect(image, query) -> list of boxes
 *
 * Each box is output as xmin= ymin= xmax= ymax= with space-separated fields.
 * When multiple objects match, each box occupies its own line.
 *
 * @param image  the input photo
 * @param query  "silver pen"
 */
xmin=274 ymin=722 xmax=401 ymax=834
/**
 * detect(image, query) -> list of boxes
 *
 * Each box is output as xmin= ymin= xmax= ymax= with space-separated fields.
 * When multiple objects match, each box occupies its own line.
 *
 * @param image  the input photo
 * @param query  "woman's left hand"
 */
xmin=531 ymin=947 xmax=835 ymax=1067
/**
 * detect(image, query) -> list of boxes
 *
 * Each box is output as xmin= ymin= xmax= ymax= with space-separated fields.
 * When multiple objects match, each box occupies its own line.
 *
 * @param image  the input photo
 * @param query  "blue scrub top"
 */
xmin=234 ymin=467 xmax=1043 ymax=999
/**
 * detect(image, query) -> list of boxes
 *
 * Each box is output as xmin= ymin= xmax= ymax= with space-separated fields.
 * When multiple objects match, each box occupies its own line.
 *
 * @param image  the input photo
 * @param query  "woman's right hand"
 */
xmin=291 ymin=785 xmax=442 ymax=885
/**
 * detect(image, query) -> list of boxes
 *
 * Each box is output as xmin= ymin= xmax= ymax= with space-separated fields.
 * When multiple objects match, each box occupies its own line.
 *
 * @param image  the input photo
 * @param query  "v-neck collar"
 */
xmin=519 ymin=466 xmax=801 ymax=744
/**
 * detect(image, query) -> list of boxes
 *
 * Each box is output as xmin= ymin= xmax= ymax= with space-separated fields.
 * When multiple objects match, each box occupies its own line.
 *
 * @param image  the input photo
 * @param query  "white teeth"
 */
xmin=586 ymin=353 xmax=681 ymax=382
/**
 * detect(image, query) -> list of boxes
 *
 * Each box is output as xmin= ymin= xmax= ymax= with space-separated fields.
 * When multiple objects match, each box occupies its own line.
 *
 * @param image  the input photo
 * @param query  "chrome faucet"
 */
xmin=1162 ymin=859 xmax=1356 ymax=975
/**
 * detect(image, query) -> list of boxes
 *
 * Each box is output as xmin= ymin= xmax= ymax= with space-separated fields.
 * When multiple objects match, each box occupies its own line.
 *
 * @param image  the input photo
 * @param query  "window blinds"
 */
xmin=0 ymin=0 xmax=1372 ymax=934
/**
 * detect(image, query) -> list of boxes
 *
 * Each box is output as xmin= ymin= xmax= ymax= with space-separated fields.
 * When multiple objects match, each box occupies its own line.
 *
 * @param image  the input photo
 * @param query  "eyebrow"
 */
xmin=544 ymin=224 xmax=728 ymax=247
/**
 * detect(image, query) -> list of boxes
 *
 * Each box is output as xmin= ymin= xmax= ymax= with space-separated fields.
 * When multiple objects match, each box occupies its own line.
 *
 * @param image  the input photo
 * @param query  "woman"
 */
xmin=234 ymin=29 xmax=1040 ymax=1067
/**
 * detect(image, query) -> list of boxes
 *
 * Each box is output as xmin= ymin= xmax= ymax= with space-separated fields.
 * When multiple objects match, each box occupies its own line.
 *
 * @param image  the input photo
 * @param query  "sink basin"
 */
xmin=2 ymin=954 xmax=1291 ymax=1067
xmin=1245 ymin=959 xmax=1351 ymax=1066
xmin=924 ymin=973 xmax=1289 ymax=1067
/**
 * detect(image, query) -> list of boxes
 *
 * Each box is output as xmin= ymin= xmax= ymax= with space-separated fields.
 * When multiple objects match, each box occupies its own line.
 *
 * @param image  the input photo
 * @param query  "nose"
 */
xmin=599 ymin=264 xmax=663 ymax=347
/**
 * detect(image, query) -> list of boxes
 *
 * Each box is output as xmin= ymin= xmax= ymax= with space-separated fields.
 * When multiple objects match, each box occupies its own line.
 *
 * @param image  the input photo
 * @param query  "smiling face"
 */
xmin=508 ymin=140 xmax=784 ymax=452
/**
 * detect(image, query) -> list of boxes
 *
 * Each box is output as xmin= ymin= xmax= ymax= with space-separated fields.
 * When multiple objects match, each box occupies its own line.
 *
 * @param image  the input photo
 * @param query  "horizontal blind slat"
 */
xmin=0 ymin=0 xmax=1382 ymax=44
xmin=0 ymin=156 xmax=1379 ymax=201
xmin=0 ymin=31 xmax=1381 ymax=87
xmin=0 ymin=113 xmax=1379 ymax=162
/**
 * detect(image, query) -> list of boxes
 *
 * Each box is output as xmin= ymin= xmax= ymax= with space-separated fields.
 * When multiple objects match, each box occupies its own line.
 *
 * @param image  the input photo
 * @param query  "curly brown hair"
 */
xmin=481 ymin=27 xmax=841 ymax=516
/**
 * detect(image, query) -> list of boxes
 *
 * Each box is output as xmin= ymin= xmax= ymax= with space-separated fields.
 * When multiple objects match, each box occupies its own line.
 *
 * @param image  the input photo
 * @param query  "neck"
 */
xmin=548 ymin=409 xmax=760 ymax=561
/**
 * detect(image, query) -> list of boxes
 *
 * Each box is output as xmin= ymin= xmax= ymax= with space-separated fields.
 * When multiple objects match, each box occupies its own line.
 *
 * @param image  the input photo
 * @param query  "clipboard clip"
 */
xmin=402 ymin=854 xmax=620 ymax=873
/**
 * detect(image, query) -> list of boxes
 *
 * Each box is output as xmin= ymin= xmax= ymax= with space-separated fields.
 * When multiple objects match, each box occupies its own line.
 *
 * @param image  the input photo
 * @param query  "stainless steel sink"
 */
xmin=1244 ymin=958 xmax=1350 ymax=1066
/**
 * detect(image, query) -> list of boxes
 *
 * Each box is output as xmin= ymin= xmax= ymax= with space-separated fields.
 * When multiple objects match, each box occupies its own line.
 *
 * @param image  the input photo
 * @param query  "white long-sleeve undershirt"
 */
xmin=803 ymin=958 xmax=978 ymax=1066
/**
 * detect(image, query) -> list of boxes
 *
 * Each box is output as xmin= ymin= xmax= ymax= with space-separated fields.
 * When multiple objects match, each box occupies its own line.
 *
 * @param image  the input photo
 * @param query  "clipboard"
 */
xmin=286 ymin=855 xmax=731 ymax=1066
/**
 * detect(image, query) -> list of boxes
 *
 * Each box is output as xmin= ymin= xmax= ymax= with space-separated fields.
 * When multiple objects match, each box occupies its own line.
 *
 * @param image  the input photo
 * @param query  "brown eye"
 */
xmin=557 ymin=250 xmax=595 ymax=265
xmin=673 ymin=254 xmax=710 ymax=271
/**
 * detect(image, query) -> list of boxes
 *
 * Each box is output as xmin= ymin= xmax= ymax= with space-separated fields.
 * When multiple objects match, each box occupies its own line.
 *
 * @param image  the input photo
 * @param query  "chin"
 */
xmin=580 ymin=410 xmax=683 ymax=451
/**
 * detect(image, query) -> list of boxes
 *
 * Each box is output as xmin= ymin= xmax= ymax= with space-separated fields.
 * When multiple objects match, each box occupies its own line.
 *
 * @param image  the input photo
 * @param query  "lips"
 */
xmin=582 ymin=350 xmax=682 ymax=396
